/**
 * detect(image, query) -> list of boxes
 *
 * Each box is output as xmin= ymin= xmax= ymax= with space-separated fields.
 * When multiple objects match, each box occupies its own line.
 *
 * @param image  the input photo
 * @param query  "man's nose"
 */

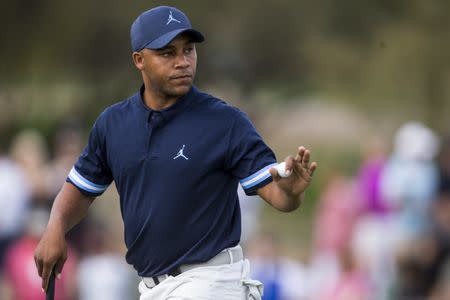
xmin=174 ymin=53 xmax=190 ymax=68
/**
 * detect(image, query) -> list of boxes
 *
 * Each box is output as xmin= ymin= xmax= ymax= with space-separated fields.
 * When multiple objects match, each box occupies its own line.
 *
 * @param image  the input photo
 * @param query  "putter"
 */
xmin=46 ymin=268 xmax=55 ymax=300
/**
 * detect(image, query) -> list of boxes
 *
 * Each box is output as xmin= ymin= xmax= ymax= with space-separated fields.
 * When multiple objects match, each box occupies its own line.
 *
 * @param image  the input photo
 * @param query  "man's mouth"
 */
xmin=170 ymin=74 xmax=192 ymax=80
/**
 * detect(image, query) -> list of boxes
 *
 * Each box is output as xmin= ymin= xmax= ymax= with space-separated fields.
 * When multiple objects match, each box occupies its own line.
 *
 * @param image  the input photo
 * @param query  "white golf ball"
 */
xmin=275 ymin=162 xmax=291 ymax=178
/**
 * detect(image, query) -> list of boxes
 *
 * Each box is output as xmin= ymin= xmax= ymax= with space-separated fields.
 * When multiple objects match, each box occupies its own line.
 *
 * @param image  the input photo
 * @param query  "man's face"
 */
xmin=135 ymin=34 xmax=197 ymax=99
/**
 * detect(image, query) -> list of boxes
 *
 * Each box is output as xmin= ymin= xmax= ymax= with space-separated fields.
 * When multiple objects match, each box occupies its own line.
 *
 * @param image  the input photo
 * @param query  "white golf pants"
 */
xmin=138 ymin=259 xmax=263 ymax=300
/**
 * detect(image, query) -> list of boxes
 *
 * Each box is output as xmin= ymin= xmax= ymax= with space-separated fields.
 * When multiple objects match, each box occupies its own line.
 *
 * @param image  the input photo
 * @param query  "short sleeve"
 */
xmin=225 ymin=110 xmax=277 ymax=195
xmin=66 ymin=117 xmax=113 ymax=197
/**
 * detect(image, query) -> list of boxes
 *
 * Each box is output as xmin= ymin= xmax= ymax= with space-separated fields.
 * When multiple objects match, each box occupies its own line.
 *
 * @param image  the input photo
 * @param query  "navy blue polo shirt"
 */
xmin=67 ymin=85 xmax=277 ymax=276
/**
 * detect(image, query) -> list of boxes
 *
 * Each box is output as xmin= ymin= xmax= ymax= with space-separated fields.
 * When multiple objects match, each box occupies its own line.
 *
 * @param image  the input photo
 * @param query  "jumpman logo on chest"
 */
xmin=173 ymin=144 xmax=189 ymax=160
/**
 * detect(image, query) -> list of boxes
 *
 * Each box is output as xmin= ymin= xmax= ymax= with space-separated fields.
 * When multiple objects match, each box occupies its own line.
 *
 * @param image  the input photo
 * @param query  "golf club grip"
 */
xmin=46 ymin=268 xmax=55 ymax=300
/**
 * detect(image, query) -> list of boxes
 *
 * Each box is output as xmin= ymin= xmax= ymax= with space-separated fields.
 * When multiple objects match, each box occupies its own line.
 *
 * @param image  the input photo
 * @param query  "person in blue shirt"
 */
xmin=34 ymin=6 xmax=317 ymax=299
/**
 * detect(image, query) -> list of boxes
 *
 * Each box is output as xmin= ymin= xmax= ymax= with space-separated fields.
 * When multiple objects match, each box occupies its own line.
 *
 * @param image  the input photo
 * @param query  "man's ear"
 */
xmin=132 ymin=51 xmax=145 ymax=71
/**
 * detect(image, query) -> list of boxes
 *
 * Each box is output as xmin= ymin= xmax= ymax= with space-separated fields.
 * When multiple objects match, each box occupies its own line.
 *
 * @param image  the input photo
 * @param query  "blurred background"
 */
xmin=1 ymin=0 xmax=450 ymax=299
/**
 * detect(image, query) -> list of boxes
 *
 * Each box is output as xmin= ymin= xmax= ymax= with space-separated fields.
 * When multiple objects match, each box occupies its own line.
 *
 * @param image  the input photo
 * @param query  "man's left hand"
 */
xmin=269 ymin=146 xmax=317 ymax=198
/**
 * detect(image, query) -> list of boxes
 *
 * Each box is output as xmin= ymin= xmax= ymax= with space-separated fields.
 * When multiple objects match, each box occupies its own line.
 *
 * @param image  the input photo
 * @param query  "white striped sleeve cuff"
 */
xmin=239 ymin=163 xmax=278 ymax=191
xmin=68 ymin=167 xmax=109 ymax=195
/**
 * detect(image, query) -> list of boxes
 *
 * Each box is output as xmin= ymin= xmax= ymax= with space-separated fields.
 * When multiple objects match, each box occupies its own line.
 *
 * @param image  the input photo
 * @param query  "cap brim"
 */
xmin=144 ymin=28 xmax=204 ymax=50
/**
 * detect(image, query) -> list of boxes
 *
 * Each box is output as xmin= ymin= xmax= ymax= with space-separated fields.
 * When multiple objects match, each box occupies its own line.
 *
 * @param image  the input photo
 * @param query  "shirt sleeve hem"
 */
xmin=242 ymin=176 xmax=273 ymax=196
xmin=240 ymin=162 xmax=277 ymax=195
xmin=66 ymin=178 xmax=104 ymax=197
xmin=66 ymin=167 xmax=109 ymax=196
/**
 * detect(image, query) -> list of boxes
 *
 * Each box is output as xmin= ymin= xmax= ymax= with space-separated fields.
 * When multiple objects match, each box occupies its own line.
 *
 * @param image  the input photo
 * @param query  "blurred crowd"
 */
xmin=0 ymin=120 xmax=449 ymax=300
xmin=0 ymin=122 xmax=137 ymax=300
xmin=244 ymin=121 xmax=450 ymax=300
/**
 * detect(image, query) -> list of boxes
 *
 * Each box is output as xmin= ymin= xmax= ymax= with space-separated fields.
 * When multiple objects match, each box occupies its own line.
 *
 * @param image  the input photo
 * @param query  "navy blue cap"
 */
xmin=130 ymin=6 xmax=205 ymax=52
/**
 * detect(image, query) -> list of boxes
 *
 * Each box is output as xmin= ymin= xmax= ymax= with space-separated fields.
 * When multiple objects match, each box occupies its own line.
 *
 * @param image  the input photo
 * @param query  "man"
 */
xmin=34 ymin=6 xmax=317 ymax=299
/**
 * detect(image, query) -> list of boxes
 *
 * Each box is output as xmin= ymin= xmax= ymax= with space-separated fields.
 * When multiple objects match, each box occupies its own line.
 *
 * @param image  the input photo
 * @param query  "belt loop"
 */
xmin=227 ymin=248 xmax=234 ymax=263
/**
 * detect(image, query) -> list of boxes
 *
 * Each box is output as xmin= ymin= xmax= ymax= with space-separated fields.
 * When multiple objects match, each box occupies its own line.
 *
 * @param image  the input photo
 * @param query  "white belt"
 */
xmin=142 ymin=245 xmax=243 ymax=289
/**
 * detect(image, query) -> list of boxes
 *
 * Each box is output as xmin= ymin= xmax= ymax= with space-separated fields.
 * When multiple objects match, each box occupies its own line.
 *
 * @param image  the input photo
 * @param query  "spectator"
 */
xmin=380 ymin=121 xmax=440 ymax=238
xmin=352 ymin=215 xmax=396 ymax=300
xmin=0 ymin=149 xmax=31 ymax=267
xmin=313 ymin=175 xmax=361 ymax=256
xmin=317 ymin=246 xmax=372 ymax=300
xmin=356 ymin=136 xmax=389 ymax=216
xmin=10 ymin=129 xmax=52 ymax=207
xmin=352 ymin=136 xmax=394 ymax=300
xmin=377 ymin=122 xmax=440 ymax=299
xmin=308 ymin=175 xmax=362 ymax=298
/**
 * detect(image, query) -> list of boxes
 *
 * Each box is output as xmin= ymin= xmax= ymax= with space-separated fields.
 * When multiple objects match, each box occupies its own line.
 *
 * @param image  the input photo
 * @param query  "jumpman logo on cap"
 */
xmin=173 ymin=144 xmax=189 ymax=160
xmin=167 ymin=11 xmax=181 ymax=25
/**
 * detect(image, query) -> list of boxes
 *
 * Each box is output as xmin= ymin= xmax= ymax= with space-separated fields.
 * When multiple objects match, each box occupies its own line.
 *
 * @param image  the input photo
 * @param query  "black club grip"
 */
xmin=46 ymin=268 xmax=55 ymax=300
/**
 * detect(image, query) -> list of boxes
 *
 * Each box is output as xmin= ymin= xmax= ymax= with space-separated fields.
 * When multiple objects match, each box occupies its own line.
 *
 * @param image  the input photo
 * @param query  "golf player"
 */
xmin=34 ymin=6 xmax=317 ymax=299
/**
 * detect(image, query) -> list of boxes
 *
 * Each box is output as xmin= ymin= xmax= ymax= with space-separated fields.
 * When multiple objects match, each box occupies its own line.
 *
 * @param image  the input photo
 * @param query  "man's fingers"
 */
xmin=295 ymin=146 xmax=305 ymax=161
xmin=55 ymin=255 xmax=67 ymax=279
xmin=269 ymin=167 xmax=281 ymax=180
xmin=302 ymin=150 xmax=310 ymax=168
xmin=34 ymin=255 xmax=43 ymax=277
xmin=284 ymin=156 xmax=295 ymax=176
xmin=309 ymin=162 xmax=317 ymax=176
xmin=275 ymin=148 xmax=316 ymax=181
xmin=41 ymin=263 xmax=54 ymax=292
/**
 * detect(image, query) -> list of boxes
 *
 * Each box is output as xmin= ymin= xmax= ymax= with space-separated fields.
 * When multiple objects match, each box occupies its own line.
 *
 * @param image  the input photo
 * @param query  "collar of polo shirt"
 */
xmin=135 ymin=84 xmax=197 ymax=122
